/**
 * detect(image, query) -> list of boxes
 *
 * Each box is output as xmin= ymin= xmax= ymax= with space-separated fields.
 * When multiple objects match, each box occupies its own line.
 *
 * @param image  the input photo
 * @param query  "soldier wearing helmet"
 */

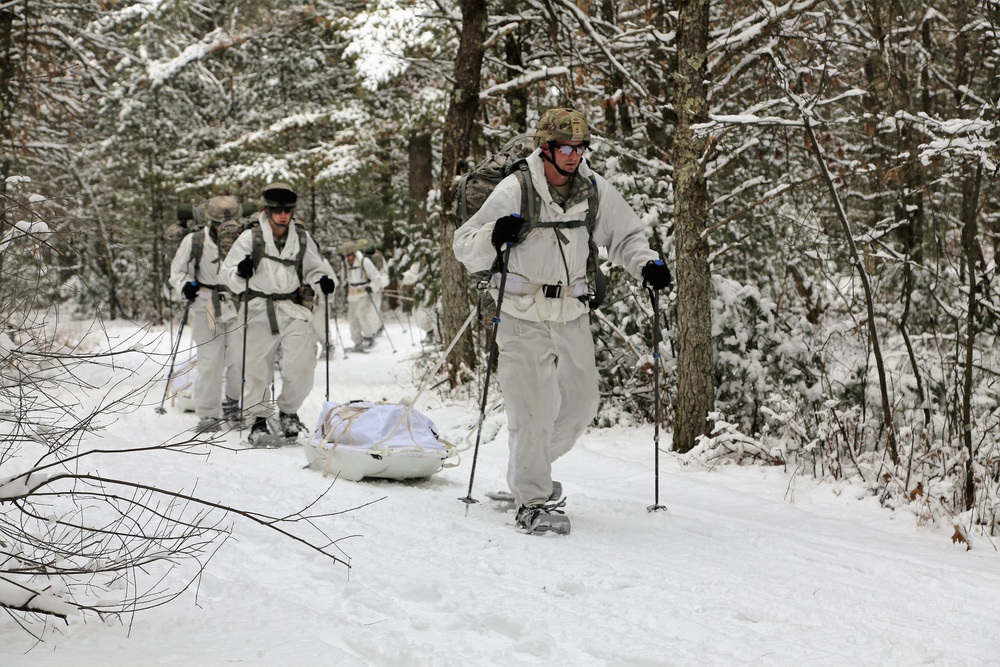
xmin=452 ymin=107 xmax=672 ymax=535
xmin=340 ymin=238 xmax=388 ymax=352
xmin=533 ymin=107 xmax=592 ymax=181
xmin=169 ymin=194 xmax=244 ymax=433
xmin=221 ymin=182 xmax=337 ymax=447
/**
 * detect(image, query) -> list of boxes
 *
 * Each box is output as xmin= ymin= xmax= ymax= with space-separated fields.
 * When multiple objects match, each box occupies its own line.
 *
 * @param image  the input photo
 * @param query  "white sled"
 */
xmin=304 ymin=400 xmax=457 ymax=481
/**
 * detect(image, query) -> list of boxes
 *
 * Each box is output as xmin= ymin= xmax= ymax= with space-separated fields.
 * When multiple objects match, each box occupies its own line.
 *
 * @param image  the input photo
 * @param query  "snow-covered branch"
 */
xmin=479 ymin=67 xmax=570 ymax=100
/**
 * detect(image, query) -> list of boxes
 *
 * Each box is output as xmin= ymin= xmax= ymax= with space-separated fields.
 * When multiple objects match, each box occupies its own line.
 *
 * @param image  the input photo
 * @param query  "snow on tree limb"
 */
xmin=479 ymin=67 xmax=570 ymax=100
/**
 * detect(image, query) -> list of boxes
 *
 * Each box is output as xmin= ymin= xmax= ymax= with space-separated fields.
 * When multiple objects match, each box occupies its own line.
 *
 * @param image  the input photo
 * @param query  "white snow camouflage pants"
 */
xmin=347 ymin=289 xmax=382 ymax=346
xmin=496 ymin=312 xmax=599 ymax=507
xmin=189 ymin=299 xmax=240 ymax=419
xmin=232 ymin=303 xmax=319 ymax=421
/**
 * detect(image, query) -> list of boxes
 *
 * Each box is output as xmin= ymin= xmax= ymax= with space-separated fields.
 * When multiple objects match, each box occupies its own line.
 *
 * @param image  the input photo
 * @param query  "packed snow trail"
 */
xmin=2 ymin=318 xmax=998 ymax=666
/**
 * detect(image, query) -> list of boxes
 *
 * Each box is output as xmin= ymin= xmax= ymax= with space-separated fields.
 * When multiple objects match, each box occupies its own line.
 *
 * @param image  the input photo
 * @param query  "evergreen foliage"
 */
xmin=3 ymin=0 xmax=1000 ymax=534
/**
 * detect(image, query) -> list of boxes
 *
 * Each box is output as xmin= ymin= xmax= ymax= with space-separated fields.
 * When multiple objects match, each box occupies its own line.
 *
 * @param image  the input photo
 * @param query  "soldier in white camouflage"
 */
xmin=453 ymin=108 xmax=672 ymax=535
xmin=340 ymin=239 xmax=387 ymax=352
xmin=220 ymin=183 xmax=337 ymax=447
xmin=169 ymin=195 xmax=244 ymax=432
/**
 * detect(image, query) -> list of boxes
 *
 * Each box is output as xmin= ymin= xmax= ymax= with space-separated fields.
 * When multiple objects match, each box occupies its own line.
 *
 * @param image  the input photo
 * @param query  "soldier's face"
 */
xmin=267 ymin=207 xmax=292 ymax=237
xmin=544 ymin=141 xmax=585 ymax=172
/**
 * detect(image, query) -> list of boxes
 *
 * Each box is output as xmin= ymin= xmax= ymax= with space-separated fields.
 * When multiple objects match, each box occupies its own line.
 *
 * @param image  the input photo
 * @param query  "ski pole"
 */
xmin=324 ymin=290 xmax=330 ymax=402
xmin=332 ymin=296 xmax=347 ymax=358
xmin=405 ymin=308 xmax=415 ymax=345
xmin=388 ymin=297 xmax=409 ymax=336
xmin=238 ymin=267 xmax=251 ymax=438
xmin=155 ymin=299 xmax=191 ymax=414
xmin=644 ymin=264 xmax=668 ymax=513
xmin=460 ymin=241 xmax=513 ymax=505
xmin=366 ymin=289 xmax=396 ymax=353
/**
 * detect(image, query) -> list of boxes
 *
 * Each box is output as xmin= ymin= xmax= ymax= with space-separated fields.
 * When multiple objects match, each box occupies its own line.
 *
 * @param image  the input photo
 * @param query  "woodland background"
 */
xmin=3 ymin=0 xmax=1000 ymax=539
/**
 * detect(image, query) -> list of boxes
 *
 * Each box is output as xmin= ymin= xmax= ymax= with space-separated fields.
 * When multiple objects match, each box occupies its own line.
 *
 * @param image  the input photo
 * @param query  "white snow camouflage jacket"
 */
xmin=452 ymin=149 xmax=658 ymax=323
xmin=220 ymin=214 xmax=335 ymax=323
xmin=169 ymin=226 xmax=238 ymax=322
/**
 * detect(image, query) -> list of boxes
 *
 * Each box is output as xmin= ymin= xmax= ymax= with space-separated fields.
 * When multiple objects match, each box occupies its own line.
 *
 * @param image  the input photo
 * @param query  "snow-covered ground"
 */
xmin=3 ymin=314 xmax=999 ymax=666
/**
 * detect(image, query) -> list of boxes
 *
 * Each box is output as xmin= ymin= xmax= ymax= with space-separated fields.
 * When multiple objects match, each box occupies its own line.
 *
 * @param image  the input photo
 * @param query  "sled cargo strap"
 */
xmin=245 ymin=289 xmax=298 ymax=334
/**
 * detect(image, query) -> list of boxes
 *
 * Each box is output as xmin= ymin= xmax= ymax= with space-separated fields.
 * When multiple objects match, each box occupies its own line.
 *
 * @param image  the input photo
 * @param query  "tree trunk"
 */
xmin=0 ymin=6 xmax=13 ymax=175
xmin=408 ymin=132 xmax=433 ymax=229
xmin=671 ymin=0 xmax=714 ymax=453
xmin=502 ymin=0 xmax=528 ymax=133
xmin=378 ymin=137 xmax=395 ymax=249
xmin=439 ymin=0 xmax=487 ymax=385
xmin=960 ymin=163 xmax=981 ymax=511
xmin=600 ymin=0 xmax=633 ymax=139
xmin=951 ymin=0 xmax=979 ymax=510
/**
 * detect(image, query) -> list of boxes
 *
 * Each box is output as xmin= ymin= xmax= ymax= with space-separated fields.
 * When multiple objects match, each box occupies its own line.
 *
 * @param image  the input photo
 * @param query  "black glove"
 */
xmin=642 ymin=260 xmax=671 ymax=290
xmin=236 ymin=255 xmax=255 ymax=280
xmin=491 ymin=214 xmax=525 ymax=250
xmin=318 ymin=275 xmax=335 ymax=295
xmin=181 ymin=281 xmax=199 ymax=301
xmin=364 ymin=285 xmax=373 ymax=294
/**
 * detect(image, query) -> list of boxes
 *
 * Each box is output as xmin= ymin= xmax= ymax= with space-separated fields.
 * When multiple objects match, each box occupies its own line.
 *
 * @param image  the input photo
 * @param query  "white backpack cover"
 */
xmin=304 ymin=400 xmax=456 ymax=481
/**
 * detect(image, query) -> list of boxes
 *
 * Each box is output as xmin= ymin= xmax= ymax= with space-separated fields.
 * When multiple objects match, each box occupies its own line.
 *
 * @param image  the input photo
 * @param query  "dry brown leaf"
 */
xmin=951 ymin=525 xmax=970 ymax=550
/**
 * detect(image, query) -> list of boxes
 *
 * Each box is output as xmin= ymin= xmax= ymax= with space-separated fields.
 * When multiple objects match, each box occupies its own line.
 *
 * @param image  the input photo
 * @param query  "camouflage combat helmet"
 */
xmin=261 ymin=182 xmax=298 ymax=209
xmin=203 ymin=195 xmax=242 ymax=223
xmin=341 ymin=240 xmax=358 ymax=256
xmin=534 ymin=108 xmax=591 ymax=147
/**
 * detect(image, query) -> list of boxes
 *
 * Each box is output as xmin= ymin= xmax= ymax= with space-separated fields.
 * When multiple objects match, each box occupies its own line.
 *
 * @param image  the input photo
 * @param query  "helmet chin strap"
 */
xmin=266 ymin=210 xmax=293 ymax=227
xmin=541 ymin=150 xmax=578 ymax=179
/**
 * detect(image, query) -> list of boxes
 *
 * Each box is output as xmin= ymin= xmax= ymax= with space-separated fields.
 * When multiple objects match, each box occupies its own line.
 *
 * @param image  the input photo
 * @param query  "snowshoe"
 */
xmin=248 ymin=418 xmax=285 ymax=449
xmin=279 ymin=411 xmax=305 ymax=438
xmin=222 ymin=398 xmax=241 ymax=425
xmin=194 ymin=416 xmax=224 ymax=433
xmin=514 ymin=499 xmax=571 ymax=536
xmin=487 ymin=481 xmax=562 ymax=505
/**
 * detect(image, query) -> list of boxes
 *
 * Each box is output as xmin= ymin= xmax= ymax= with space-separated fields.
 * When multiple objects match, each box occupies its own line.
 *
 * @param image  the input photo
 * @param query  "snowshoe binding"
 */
xmin=515 ymin=499 xmax=571 ymax=536
xmin=194 ymin=416 xmax=223 ymax=433
xmin=487 ymin=481 xmax=562 ymax=505
xmin=248 ymin=417 xmax=286 ymax=449
xmin=279 ymin=411 xmax=305 ymax=445
xmin=222 ymin=397 xmax=241 ymax=426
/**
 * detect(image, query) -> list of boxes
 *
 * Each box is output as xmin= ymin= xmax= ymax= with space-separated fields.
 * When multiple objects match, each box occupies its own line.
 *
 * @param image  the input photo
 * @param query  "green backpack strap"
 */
xmin=484 ymin=166 xmax=605 ymax=309
xmin=512 ymin=161 xmax=537 ymax=227
xmin=251 ymin=225 xmax=264 ymax=270
xmin=584 ymin=178 xmax=604 ymax=309
xmin=191 ymin=229 xmax=204 ymax=279
xmin=483 ymin=166 xmax=537 ymax=276
xmin=295 ymin=226 xmax=308 ymax=280
xmin=251 ymin=224 xmax=308 ymax=282
xmin=246 ymin=225 xmax=312 ymax=335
